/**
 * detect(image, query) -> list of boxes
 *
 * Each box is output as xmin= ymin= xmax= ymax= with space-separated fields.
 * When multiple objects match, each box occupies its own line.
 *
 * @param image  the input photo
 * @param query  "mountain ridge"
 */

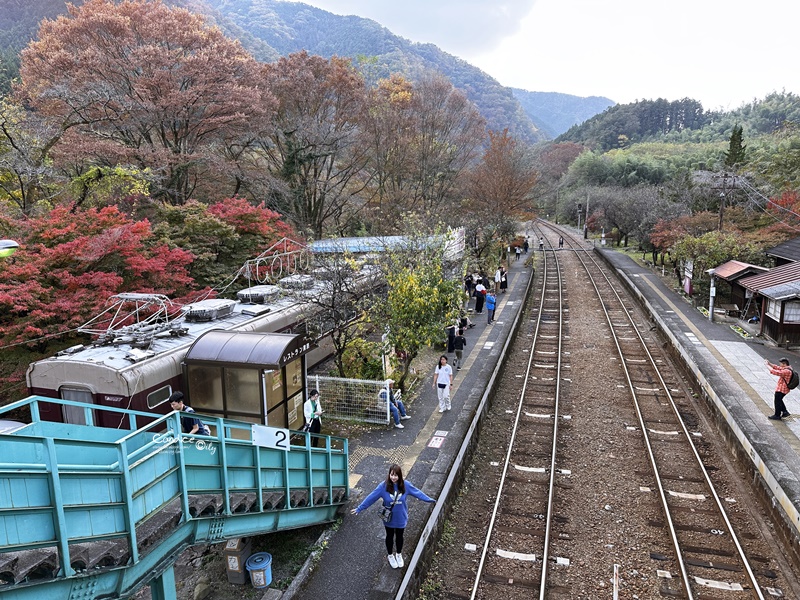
xmin=0 ymin=0 xmax=616 ymax=141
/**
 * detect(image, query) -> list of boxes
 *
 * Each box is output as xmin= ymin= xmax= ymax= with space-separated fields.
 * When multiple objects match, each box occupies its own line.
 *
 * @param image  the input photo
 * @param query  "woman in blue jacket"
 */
xmin=351 ymin=464 xmax=436 ymax=569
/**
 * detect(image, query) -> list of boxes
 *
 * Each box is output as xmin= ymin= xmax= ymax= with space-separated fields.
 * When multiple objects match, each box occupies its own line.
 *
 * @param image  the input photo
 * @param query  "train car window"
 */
xmin=147 ymin=386 xmax=172 ymax=409
xmin=285 ymin=358 xmax=302 ymax=397
xmin=61 ymin=387 xmax=93 ymax=425
xmin=225 ymin=368 xmax=261 ymax=418
xmin=187 ymin=365 xmax=224 ymax=413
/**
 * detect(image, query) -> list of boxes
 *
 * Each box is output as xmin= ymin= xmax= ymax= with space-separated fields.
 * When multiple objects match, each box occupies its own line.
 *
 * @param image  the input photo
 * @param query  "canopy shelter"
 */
xmin=184 ymin=331 xmax=314 ymax=431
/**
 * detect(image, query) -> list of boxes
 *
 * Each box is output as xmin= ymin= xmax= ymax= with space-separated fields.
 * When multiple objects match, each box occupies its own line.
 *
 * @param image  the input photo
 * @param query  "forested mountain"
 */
xmin=557 ymin=98 xmax=714 ymax=150
xmin=511 ymin=89 xmax=614 ymax=138
xmin=185 ymin=0 xmax=546 ymax=142
xmin=556 ymin=93 xmax=800 ymax=151
xmin=0 ymin=0 xmax=617 ymax=142
xmin=0 ymin=0 xmax=70 ymax=95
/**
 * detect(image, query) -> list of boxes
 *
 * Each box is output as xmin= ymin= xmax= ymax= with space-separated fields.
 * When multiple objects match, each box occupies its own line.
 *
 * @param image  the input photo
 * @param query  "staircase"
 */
xmin=0 ymin=396 xmax=349 ymax=599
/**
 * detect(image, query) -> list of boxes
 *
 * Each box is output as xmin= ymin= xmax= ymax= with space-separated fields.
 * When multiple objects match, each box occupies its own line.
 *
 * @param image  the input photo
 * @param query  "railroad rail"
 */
xmin=469 ymin=229 xmax=566 ymax=599
xmin=546 ymin=222 xmax=767 ymax=599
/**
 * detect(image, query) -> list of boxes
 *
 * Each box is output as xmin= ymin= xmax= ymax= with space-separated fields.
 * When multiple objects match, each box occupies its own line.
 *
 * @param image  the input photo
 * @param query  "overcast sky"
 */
xmin=295 ymin=0 xmax=798 ymax=111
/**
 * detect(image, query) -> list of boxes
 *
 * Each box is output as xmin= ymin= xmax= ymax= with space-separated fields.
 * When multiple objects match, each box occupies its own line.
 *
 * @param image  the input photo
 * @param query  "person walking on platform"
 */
xmin=486 ymin=290 xmax=497 ymax=324
xmin=515 ymin=246 xmax=521 ymax=261
xmin=474 ymin=279 xmax=486 ymax=314
xmin=523 ymin=238 xmax=529 ymax=254
xmin=453 ymin=329 xmax=467 ymax=371
xmin=766 ymin=358 xmax=793 ymax=420
xmin=433 ymin=355 xmax=453 ymax=412
xmin=304 ymin=389 xmax=324 ymax=446
xmin=462 ymin=273 xmax=473 ymax=311
xmin=350 ymin=464 xmax=436 ymax=569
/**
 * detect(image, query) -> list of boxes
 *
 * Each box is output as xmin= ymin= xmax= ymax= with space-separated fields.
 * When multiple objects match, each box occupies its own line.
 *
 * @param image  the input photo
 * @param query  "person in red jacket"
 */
xmin=766 ymin=358 xmax=792 ymax=420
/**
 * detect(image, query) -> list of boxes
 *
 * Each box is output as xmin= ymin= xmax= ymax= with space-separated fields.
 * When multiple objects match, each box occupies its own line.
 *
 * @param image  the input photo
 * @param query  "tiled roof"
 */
xmin=766 ymin=237 xmax=800 ymax=262
xmin=740 ymin=261 xmax=800 ymax=299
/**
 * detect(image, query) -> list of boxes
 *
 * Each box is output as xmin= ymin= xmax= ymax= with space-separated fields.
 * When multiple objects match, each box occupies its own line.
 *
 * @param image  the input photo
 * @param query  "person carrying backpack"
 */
xmin=765 ymin=357 xmax=796 ymax=420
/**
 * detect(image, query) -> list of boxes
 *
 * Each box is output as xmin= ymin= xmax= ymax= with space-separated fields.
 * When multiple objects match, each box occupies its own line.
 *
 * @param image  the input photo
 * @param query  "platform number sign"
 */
xmin=252 ymin=424 xmax=290 ymax=451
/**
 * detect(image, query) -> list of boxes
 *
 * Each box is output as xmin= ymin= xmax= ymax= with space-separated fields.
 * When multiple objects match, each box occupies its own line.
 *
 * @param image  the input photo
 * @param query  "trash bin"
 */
xmin=223 ymin=537 xmax=252 ymax=584
xmin=245 ymin=552 xmax=273 ymax=589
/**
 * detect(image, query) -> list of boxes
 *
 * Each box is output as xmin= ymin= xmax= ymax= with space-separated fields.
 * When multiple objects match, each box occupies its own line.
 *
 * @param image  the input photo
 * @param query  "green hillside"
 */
xmin=511 ymin=89 xmax=615 ymax=138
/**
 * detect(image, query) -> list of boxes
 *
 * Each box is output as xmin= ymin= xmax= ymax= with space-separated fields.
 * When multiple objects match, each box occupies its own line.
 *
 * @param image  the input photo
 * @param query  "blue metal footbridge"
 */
xmin=0 ymin=397 xmax=349 ymax=599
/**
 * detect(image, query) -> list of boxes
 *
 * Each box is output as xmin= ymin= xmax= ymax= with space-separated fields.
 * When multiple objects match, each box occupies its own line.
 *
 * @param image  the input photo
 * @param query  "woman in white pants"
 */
xmin=433 ymin=355 xmax=453 ymax=412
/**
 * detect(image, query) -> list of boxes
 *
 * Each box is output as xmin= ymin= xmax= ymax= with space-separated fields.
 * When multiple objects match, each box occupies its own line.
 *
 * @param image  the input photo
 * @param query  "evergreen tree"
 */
xmin=724 ymin=125 xmax=747 ymax=168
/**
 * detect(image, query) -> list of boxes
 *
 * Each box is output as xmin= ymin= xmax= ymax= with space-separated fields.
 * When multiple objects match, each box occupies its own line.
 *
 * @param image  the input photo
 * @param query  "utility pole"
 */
xmin=584 ymin=191 xmax=590 ymax=239
xmin=711 ymin=173 xmax=734 ymax=231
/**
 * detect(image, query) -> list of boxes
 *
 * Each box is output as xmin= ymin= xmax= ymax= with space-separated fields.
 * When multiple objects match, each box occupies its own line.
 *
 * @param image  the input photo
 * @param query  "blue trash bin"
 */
xmin=245 ymin=552 xmax=273 ymax=589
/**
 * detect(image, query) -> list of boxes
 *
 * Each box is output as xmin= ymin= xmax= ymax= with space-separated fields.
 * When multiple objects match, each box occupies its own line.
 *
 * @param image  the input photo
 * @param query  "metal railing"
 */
xmin=308 ymin=375 xmax=392 ymax=424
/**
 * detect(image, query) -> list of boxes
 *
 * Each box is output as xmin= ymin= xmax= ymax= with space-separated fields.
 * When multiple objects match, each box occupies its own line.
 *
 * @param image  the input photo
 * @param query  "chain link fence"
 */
xmin=308 ymin=375 xmax=391 ymax=424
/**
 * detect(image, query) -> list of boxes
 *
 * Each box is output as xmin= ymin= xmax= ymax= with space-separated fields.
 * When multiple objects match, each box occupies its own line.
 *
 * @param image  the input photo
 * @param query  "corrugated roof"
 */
xmin=767 ymin=237 xmax=800 ymax=262
xmin=713 ymin=260 xmax=769 ymax=281
xmin=740 ymin=261 xmax=800 ymax=299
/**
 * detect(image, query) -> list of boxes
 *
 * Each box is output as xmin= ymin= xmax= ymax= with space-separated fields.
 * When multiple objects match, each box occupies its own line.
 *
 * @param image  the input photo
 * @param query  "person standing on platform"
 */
xmin=523 ymin=239 xmax=529 ymax=254
xmin=766 ymin=358 xmax=793 ymax=420
xmin=474 ymin=279 xmax=486 ymax=314
xmin=486 ymin=290 xmax=497 ymax=324
xmin=304 ymin=389 xmax=324 ymax=446
xmin=499 ymin=266 xmax=508 ymax=293
xmin=169 ymin=392 xmax=210 ymax=436
xmin=446 ymin=322 xmax=456 ymax=354
xmin=453 ymin=329 xmax=467 ymax=371
xmin=350 ymin=464 xmax=436 ymax=569
xmin=494 ymin=266 xmax=502 ymax=294
xmin=433 ymin=355 xmax=453 ymax=412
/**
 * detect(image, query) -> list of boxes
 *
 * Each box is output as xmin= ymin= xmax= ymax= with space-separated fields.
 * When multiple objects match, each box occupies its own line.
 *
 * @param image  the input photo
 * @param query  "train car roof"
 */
xmin=29 ymin=296 xmax=301 ymax=374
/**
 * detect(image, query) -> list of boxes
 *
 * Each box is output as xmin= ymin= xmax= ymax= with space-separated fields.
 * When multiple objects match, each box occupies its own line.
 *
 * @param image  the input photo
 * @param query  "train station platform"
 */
xmin=597 ymin=246 xmax=800 ymax=559
xmin=291 ymin=251 xmax=535 ymax=600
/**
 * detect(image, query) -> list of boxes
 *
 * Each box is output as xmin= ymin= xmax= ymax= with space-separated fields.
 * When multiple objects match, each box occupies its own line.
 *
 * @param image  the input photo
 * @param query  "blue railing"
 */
xmin=0 ymin=396 xmax=348 ymax=589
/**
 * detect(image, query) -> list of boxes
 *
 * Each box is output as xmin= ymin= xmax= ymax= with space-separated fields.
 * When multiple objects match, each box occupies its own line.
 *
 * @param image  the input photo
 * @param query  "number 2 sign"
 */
xmin=252 ymin=424 xmax=290 ymax=451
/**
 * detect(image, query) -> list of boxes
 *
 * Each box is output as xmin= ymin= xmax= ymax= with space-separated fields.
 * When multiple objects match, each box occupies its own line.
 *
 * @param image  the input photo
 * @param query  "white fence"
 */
xmin=308 ymin=375 xmax=391 ymax=424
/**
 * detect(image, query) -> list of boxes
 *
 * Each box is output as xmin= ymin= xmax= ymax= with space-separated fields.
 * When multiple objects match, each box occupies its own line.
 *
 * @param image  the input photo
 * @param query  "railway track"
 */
xmin=544 ymin=222 xmax=767 ymax=599
xmin=468 ymin=230 xmax=565 ymax=599
xmin=424 ymin=222 xmax=794 ymax=599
